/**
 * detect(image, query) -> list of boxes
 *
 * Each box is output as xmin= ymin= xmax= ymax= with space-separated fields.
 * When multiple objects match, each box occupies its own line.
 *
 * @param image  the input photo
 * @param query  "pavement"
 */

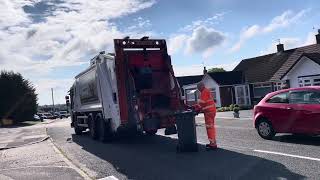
xmin=0 ymin=125 xmax=48 ymax=150
xmin=0 ymin=119 xmax=85 ymax=180
xmin=197 ymin=109 xmax=253 ymax=120
xmin=46 ymin=116 xmax=320 ymax=180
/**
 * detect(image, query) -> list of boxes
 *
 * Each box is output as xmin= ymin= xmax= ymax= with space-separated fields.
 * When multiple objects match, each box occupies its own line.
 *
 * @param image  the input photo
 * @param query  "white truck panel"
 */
xmin=72 ymin=54 xmax=120 ymax=132
xmin=96 ymin=55 xmax=121 ymax=131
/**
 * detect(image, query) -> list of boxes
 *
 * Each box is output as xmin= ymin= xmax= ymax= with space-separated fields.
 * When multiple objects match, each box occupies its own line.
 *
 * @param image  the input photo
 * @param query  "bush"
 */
xmin=233 ymin=107 xmax=240 ymax=113
xmin=217 ymin=108 xmax=223 ymax=112
xmin=239 ymin=105 xmax=253 ymax=110
xmin=229 ymin=104 xmax=235 ymax=110
xmin=0 ymin=71 xmax=38 ymax=124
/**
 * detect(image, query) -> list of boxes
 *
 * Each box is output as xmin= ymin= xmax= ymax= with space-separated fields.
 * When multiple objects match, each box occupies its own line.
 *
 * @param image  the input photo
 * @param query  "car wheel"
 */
xmin=257 ymin=118 xmax=275 ymax=140
xmin=145 ymin=129 xmax=157 ymax=136
xmin=89 ymin=116 xmax=99 ymax=140
xmin=98 ymin=117 xmax=113 ymax=142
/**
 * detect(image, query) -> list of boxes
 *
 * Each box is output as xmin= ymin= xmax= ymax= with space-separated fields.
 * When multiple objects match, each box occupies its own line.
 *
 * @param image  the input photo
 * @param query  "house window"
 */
xmin=253 ymin=83 xmax=272 ymax=98
xmin=235 ymin=85 xmax=251 ymax=105
xmin=298 ymin=76 xmax=320 ymax=87
xmin=313 ymin=78 xmax=320 ymax=86
xmin=209 ymin=88 xmax=217 ymax=103
xmin=273 ymin=82 xmax=283 ymax=91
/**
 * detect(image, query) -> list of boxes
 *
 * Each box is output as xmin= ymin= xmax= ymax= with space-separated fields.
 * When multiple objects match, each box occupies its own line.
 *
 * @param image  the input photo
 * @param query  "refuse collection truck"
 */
xmin=66 ymin=37 xmax=187 ymax=141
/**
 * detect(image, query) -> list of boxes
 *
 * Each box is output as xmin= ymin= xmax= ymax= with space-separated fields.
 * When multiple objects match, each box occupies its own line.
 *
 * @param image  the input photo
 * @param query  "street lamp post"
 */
xmin=51 ymin=88 xmax=55 ymax=112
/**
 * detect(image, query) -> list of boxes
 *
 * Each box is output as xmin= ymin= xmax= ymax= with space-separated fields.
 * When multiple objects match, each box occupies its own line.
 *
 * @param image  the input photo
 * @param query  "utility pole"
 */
xmin=51 ymin=88 xmax=55 ymax=112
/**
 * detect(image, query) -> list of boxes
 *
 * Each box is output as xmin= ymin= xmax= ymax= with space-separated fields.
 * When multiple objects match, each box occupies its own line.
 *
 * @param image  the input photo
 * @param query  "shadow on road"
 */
xmin=274 ymin=134 xmax=320 ymax=146
xmin=0 ymin=120 xmax=46 ymax=129
xmin=72 ymin=133 xmax=304 ymax=180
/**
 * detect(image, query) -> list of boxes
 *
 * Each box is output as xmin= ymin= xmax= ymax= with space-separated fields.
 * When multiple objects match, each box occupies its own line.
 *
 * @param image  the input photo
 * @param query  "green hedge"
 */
xmin=0 ymin=71 xmax=38 ymax=124
xmin=217 ymin=104 xmax=253 ymax=112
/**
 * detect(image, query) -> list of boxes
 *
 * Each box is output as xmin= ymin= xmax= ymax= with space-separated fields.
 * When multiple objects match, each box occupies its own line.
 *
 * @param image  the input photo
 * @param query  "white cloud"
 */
xmin=302 ymin=32 xmax=316 ymax=46
xmin=167 ymin=34 xmax=188 ymax=54
xmin=262 ymin=37 xmax=301 ymax=54
xmin=230 ymin=25 xmax=260 ymax=52
xmin=180 ymin=12 xmax=226 ymax=32
xmin=0 ymin=0 xmax=32 ymax=28
xmin=127 ymin=17 xmax=152 ymax=31
xmin=185 ymin=26 xmax=226 ymax=56
xmin=261 ymin=32 xmax=317 ymax=54
xmin=263 ymin=10 xmax=308 ymax=33
xmin=167 ymin=13 xmax=227 ymax=57
xmin=230 ymin=9 xmax=309 ymax=52
xmin=0 ymin=0 xmax=156 ymax=104
xmin=168 ymin=26 xmax=226 ymax=58
xmin=33 ymin=78 xmax=74 ymax=105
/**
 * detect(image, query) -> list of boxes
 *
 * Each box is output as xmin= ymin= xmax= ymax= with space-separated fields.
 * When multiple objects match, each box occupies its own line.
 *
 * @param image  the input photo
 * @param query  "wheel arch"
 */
xmin=255 ymin=115 xmax=270 ymax=129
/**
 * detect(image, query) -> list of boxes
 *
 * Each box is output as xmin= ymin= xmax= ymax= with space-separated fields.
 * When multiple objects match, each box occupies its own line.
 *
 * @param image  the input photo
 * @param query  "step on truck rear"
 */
xmin=66 ymin=37 xmax=185 ymax=140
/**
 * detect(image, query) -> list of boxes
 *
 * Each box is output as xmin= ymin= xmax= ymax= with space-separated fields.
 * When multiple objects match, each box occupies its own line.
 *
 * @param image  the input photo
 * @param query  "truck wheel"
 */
xmin=89 ymin=116 xmax=99 ymax=140
xmin=145 ymin=129 xmax=157 ymax=136
xmin=74 ymin=120 xmax=83 ymax=135
xmin=98 ymin=117 xmax=113 ymax=142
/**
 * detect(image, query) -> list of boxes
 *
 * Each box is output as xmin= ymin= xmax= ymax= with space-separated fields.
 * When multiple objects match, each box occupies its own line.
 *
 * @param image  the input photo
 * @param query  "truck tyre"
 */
xmin=98 ymin=116 xmax=113 ymax=142
xmin=74 ymin=118 xmax=83 ymax=135
xmin=89 ymin=116 xmax=99 ymax=140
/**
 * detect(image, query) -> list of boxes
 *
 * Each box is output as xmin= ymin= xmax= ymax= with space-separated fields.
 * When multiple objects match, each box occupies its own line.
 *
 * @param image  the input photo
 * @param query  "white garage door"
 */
xmin=298 ymin=75 xmax=320 ymax=87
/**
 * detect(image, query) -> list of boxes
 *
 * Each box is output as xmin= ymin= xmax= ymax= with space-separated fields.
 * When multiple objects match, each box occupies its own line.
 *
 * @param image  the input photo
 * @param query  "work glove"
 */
xmin=192 ymin=104 xmax=201 ymax=114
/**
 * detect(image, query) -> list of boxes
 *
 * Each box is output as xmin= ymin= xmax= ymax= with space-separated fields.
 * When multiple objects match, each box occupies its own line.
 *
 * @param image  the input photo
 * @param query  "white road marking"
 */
xmin=98 ymin=176 xmax=119 ymax=180
xmin=254 ymin=149 xmax=320 ymax=162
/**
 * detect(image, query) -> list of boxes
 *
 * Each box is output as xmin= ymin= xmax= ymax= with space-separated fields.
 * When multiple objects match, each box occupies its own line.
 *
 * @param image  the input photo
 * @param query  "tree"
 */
xmin=0 ymin=71 xmax=38 ymax=124
xmin=207 ymin=67 xmax=226 ymax=73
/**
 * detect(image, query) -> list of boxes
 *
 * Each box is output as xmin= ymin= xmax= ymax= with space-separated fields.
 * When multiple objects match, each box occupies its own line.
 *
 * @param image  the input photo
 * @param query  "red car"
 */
xmin=254 ymin=86 xmax=320 ymax=139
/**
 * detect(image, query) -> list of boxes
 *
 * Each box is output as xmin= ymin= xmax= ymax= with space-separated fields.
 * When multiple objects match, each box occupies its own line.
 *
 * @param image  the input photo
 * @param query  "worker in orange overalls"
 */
xmin=193 ymin=82 xmax=217 ymax=150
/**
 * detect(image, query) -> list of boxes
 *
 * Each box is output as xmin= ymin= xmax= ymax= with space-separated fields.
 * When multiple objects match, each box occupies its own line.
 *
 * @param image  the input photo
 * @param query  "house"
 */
xmin=201 ymin=71 xmax=245 ymax=107
xmin=176 ymin=74 xmax=203 ymax=104
xmin=234 ymin=30 xmax=320 ymax=104
xmin=177 ymin=70 xmax=245 ymax=107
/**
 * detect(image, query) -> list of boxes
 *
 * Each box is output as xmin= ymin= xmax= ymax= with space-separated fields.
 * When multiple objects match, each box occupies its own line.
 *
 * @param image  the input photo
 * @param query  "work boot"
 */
xmin=205 ymin=144 xmax=218 ymax=150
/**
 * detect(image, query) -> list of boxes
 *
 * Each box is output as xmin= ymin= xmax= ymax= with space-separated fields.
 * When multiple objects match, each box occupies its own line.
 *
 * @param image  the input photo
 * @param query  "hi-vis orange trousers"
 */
xmin=204 ymin=112 xmax=216 ymax=144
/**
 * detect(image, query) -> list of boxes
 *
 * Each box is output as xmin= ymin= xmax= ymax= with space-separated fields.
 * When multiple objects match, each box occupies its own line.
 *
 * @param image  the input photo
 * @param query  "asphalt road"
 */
xmin=47 ymin=118 xmax=320 ymax=180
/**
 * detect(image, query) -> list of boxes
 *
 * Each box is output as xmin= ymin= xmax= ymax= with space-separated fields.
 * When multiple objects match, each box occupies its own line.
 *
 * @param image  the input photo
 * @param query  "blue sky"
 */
xmin=0 ymin=0 xmax=320 ymax=105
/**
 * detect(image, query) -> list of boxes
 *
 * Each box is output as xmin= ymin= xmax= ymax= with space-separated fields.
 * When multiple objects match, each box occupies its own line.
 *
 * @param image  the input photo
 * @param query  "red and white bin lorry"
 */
xmin=66 ymin=37 xmax=187 ymax=141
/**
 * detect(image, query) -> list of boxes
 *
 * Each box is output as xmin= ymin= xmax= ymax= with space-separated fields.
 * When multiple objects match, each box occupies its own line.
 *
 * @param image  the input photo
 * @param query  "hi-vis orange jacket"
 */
xmin=197 ymin=87 xmax=216 ymax=114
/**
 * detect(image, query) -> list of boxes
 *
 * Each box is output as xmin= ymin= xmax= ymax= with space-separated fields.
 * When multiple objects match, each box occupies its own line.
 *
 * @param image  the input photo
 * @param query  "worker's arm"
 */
xmin=193 ymin=89 xmax=210 ymax=113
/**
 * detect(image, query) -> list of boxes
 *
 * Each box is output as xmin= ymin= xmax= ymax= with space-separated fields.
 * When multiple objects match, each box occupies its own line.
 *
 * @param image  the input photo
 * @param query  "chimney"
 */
xmin=277 ymin=43 xmax=284 ymax=52
xmin=203 ymin=66 xmax=207 ymax=74
xmin=316 ymin=29 xmax=320 ymax=44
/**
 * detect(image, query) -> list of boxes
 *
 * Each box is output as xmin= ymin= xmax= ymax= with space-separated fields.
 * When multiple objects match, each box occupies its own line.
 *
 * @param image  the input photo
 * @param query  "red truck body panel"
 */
xmin=114 ymin=38 xmax=183 ymax=130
